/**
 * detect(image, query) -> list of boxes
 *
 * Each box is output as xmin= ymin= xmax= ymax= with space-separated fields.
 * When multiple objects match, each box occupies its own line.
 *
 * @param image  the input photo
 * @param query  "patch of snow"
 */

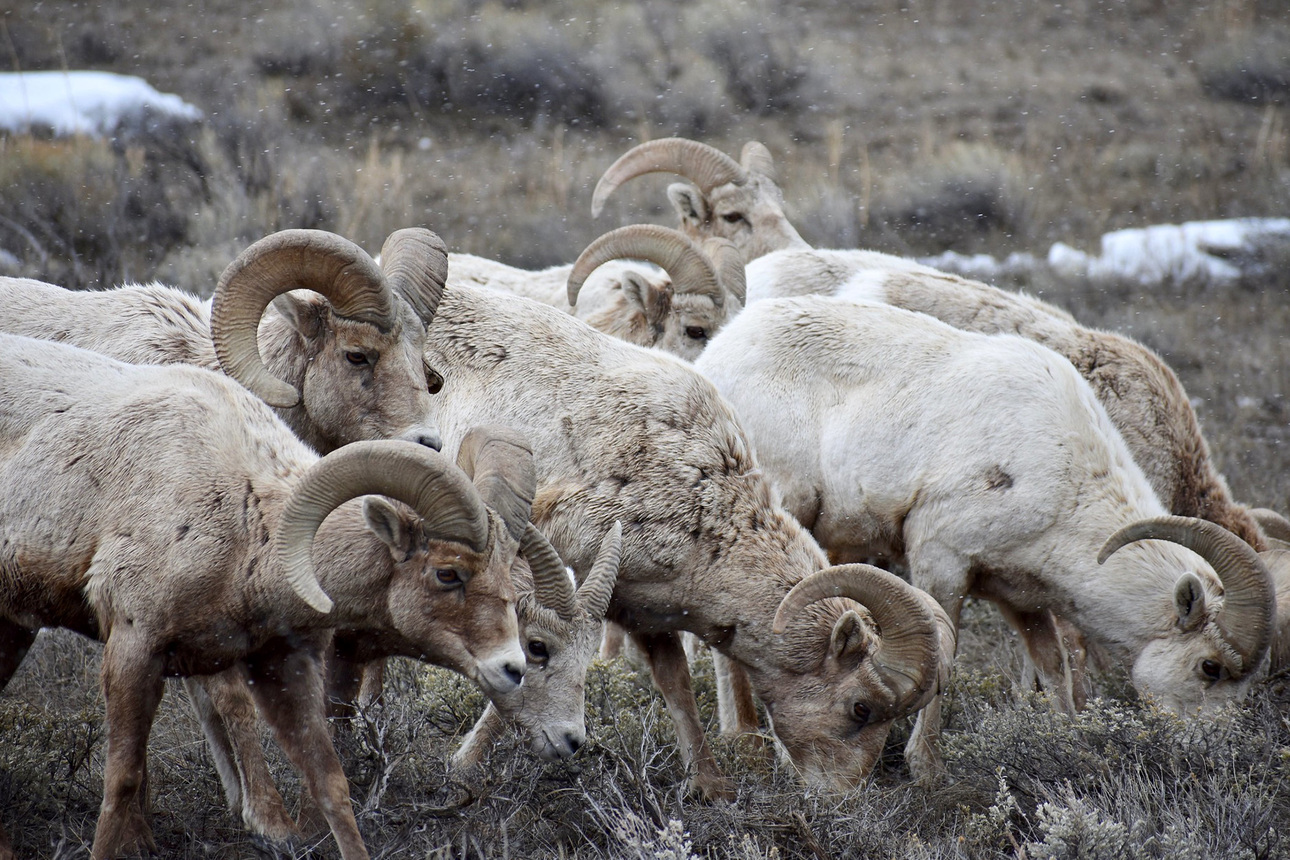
xmin=0 ymin=70 xmax=202 ymax=138
xmin=918 ymin=249 xmax=1039 ymax=281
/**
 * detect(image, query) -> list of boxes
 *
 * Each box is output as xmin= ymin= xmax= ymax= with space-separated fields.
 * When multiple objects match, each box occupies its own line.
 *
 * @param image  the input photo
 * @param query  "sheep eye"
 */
xmin=852 ymin=702 xmax=871 ymax=724
xmin=434 ymin=568 xmax=462 ymax=586
xmin=684 ymin=326 xmax=708 ymax=341
xmin=527 ymin=640 xmax=549 ymax=661
xmin=426 ymin=369 xmax=444 ymax=394
xmin=345 ymin=351 xmax=370 ymax=366
xmin=1200 ymin=659 xmax=1222 ymax=681
xmin=721 ymin=212 xmax=744 ymax=224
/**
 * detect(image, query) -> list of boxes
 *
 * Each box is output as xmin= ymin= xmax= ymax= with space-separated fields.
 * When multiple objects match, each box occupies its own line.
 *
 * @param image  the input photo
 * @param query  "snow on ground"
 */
xmin=923 ymin=218 xmax=1290 ymax=288
xmin=0 ymin=70 xmax=202 ymax=137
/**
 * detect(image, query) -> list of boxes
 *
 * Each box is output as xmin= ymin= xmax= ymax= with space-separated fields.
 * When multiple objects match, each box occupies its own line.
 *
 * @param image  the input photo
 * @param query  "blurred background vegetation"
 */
xmin=1 ymin=0 xmax=1289 ymax=857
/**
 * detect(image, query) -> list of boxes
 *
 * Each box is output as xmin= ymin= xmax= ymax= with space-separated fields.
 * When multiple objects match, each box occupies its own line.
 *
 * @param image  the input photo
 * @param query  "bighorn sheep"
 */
xmin=0 ymin=227 xmax=448 ymax=454
xmin=0 ymin=335 xmax=531 ymax=860
xmin=695 ymin=296 xmax=1276 ymax=772
xmin=446 ymin=224 xmax=745 ymax=361
xmin=741 ymin=247 xmax=1270 ymax=551
xmin=591 ymin=137 xmax=809 ymax=262
xmin=418 ymin=283 xmax=947 ymax=796
xmin=190 ymin=437 xmax=624 ymax=844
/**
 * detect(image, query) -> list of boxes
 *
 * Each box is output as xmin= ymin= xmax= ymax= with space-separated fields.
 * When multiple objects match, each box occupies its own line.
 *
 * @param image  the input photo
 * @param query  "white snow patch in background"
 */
xmin=0 ymin=70 xmax=202 ymax=137
xmin=922 ymin=218 xmax=1290 ymax=287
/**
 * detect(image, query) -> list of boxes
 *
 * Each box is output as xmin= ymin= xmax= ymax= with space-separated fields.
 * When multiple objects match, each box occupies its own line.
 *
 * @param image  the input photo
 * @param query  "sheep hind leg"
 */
xmin=186 ymin=669 xmax=300 ymax=843
xmin=91 ymin=632 xmax=163 ymax=860
xmin=632 ymin=630 xmax=734 ymax=801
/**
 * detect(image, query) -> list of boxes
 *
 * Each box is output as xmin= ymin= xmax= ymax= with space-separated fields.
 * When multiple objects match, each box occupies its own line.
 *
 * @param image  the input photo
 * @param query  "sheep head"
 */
xmin=276 ymin=431 xmax=531 ymax=701
xmin=1098 ymin=516 xmax=1275 ymax=715
xmin=764 ymin=564 xmax=943 ymax=790
xmin=568 ymin=225 xmax=744 ymax=362
xmin=211 ymin=228 xmax=447 ymax=454
xmin=591 ymin=138 xmax=807 ymax=262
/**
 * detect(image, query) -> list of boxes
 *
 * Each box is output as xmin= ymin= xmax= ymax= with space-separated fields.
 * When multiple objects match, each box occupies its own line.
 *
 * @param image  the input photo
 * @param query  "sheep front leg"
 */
xmin=712 ymin=651 xmax=760 ymax=735
xmin=92 ymin=633 xmax=163 ymax=860
xmin=904 ymin=560 xmax=967 ymax=786
xmin=452 ymin=701 xmax=506 ymax=770
xmin=186 ymin=670 xmax=300 ymax=842
xmin=244 ymin=644 xmax=369 ymax=860
xmin=0 ymin=622 xmax=36 ymax=691
xmin=632 ymin=630 xmax=734 ymax=801
xmin=997 ymin=606 xmax=1080 ymax=715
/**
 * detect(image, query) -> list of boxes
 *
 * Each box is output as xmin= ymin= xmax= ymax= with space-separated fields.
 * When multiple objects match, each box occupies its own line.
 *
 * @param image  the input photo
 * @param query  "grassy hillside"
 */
xmin=1 ymin=0 xmax=1288 ymax=857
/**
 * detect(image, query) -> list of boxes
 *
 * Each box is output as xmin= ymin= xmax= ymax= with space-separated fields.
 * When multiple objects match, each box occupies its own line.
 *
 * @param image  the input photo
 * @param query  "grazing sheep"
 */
xmin=591 ymin=137 xmax=809 ymax=262
xmin=742 ymin=247 xmax=1269 ymax=551
xmin=695 ymin=296 xmax=1276 ymax=775
xmin=0 ymin=335 xmax=530 ymax=860
xmin=446 ymin=224 xmax=744 ymax=361
xmin=0 ymin=227 xmax=448 ymax=454
xmin=418 ymin=283 xmax=948 ymax=796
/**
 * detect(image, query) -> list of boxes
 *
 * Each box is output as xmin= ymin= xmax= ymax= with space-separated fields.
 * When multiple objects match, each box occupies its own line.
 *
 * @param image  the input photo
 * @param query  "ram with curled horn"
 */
xmin=591 ymin=137 xmax=809 ymax=262
xmin=0 ymin=336 xmax=527 ymax=859
xmin=443 ymin=223 xmax=744 ymax=361
xmin=415 ymin=281 xmax=957 ymax=798
xmin=0 ymin=226 xmax=448 ymax=456
xmin=696 ymin=295 xmax=1278 ymax=781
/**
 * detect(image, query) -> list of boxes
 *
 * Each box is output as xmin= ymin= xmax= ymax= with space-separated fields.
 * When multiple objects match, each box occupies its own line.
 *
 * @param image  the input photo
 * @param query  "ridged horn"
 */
xmin=454 ymin=426 xmax=536 ymax=543
xmin=702 ymin=237 xmax=746 ymax=305
xmin=212 ymin=229 xmax=395 ymax=408
xmin=591 ymin=138 xmax=747 ymax=217
xmin=277 ymin=440 xmax=490 ymax=614
xmin=567 ymin=224 xmax=720 ymax=308
xmin=380 ymin=228 xmax=449 ymax=325
xmin=1098 ymin=515 xmax=1274 ymax=673
xmin=740 ymin=141 xmax=777 ymax=182
xmin=576 ymin=521 xmax=623 ymax=620
xmin=1250 ymin=508 xmax=1290 ymax=547
xmin=773 ymin=564 xmax=940 ymax=711
xmin=520 ymin=523 xmax=577 ymax=621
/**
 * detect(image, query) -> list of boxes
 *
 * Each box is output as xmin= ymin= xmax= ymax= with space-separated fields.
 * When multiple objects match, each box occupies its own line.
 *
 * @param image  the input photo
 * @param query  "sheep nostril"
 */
xmin=503 ymin=663 xmax=524 ymax=686
xmin=417 ymin=433 xmax=443 ymax=451
xmin=564 ymin=733 xmax=584 ymax=754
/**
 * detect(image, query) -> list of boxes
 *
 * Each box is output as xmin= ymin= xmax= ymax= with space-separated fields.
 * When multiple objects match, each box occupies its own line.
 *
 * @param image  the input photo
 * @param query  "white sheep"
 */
xmin=418 ymin=283 xmax=949 ymax=796
xmin=0 ymin=334 xmax=536 ymax=860
xmin=446 ymin=224 xmax=744 ymax=361
xmin=0 ymin=227 xmax=448 ymax=454
xmin=591 ymin=137 xmax=809 ymax=262
xmin=742 ymin=246 xmax=1270 ymax=552
xmin=695 ymin=296 xmax=1276 ymax=775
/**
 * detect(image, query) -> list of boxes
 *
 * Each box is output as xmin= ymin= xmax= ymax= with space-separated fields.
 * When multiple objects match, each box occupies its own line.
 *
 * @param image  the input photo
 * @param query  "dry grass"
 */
xmin=2 ymin=0 xmax=1290 ymax=856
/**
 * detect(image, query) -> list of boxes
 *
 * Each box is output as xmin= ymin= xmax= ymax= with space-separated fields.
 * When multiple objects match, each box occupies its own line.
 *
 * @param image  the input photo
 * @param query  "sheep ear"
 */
xmin=364 ymin=497 xmax=416 ymax=558
xmin=620 ymin=272 xmax=669 ymax=327
xmin=1174 ymin=572 xmax=1208 ymax=631
xmin=271 ymin=290 xmax=324 ymax=338
xmin=667 ymin=182 xmax=708 ymax=228
xmin=830 ymin=610 xmax=874 ymax=662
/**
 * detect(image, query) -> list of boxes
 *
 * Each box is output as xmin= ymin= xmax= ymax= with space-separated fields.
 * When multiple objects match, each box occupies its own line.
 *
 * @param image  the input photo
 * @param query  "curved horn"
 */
xmin=740 ymin=141 xmax=778 ymax=182
xmin=276 ymin=440 xmax=490 ymax=614
xmin=567 ymin=224 xmax=720 ymax=309
xmin=702 ymin=237 xmax=746 ymax=305
xmin=591 ymin=138 xmax=747 ymax=217
xmin=212 ymin=229 xmax=395 ymax=408
xmin=454 ymin=426 xmax=536 ymax=542
xmin=773 ymin=564 xmax=940 ymax=711
xmin=520 ymin=523 xmax=577 ymax=621
xmin=576 ymin=521 xmax=623 ymax=620
xmin=1250 ymin=507 xmax=1290 ymax=547
xmin=380 ymin=228 xmax=449 ymax=325
xmin=1098 ymin=515 xmax=1274 ymax=673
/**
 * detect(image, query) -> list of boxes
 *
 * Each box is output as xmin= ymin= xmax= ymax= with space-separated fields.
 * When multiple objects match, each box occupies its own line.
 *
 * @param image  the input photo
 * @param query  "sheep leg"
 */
xmin=186 ymin=670 xmax=300 ymax=842
xmin=712 ymin=650 xmax=760 ymax=736
xmin=91 ymin=633 xmax=162 ymax=860
xmin=244 ymin=644 xmax=369 ymax=860
xmin=631 ymin=630 xmax=734 ymax=801
xmin=996 ymin=606 xmax=1079 ymax=715
xmin=904 ymin=570 xmax=966 ymax=786
xmin=599 ymin=621 xmax=628 ymax=660
xmin=452 ymin=701 xmax=506 ymax=770
xmin=0 ymin=622 xmax=36 ymax=690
